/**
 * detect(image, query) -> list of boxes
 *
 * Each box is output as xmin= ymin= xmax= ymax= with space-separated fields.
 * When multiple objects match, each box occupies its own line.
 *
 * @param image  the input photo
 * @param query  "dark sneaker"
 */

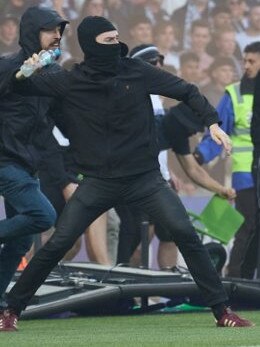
xmin=216 ymin=308 xmax=255 ymax=327
xmin=0 ymin=309 xmax=18 ymax=332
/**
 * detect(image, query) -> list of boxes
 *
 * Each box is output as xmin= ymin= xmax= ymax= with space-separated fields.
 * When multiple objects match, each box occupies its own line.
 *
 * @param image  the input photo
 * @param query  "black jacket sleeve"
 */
xmin=0 ymin=57 xmax=18 ymax=97
xmin=141 ymin=61 xmax=219 ymax=127
xmin=13 ymin=68 xmax=70 ymax=98
xmin=40 ymin=144 xmax=72 ymax=190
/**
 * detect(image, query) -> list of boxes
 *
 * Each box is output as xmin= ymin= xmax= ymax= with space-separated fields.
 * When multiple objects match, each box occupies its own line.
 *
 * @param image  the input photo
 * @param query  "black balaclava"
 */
xmin=77 ymin=16 xmax=128 ymax=75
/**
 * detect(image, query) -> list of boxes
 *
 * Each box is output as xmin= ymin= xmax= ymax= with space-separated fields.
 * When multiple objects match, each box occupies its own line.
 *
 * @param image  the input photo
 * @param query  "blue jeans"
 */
xmin=0 ymin=165 xmax=56 ymax=240
xmin=0 ymin=165 xmax=56 ymax=299
xmin=7 ymin=170 xmax=228 ymax=314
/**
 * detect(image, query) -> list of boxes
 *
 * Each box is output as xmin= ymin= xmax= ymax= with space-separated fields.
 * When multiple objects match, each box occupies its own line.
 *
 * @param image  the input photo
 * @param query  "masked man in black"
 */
xmin=0 ymin=6 xmax=68 ymax=310
xmin=0 ymin=16 xmax=254 ymax=330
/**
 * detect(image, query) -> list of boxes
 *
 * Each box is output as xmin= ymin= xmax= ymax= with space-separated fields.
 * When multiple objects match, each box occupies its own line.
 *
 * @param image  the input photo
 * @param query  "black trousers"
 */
xmin=227 ymin=187 xmax=257 ymax=278
xmin=116 ymin=204 xmax=172 ymax=264
xmin=116 ymin=204 xmax=144 ymax=264
xmin=240 ymin=151 xmax=260 ymax=279
xmin=7 ymin=170 xmax=228 ymax=313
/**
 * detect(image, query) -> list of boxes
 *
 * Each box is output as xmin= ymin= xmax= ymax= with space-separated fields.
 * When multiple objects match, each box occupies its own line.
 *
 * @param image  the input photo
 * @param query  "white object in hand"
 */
xmin=19 ymin=48 xmax=61 ymax=77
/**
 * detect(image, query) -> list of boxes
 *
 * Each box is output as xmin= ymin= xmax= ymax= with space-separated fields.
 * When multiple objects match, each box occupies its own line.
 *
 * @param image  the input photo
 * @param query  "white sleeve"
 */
xmin=52 ymin=126 xmax=70 ymax=147
xmin=158 ymin=150 xmax=170 ymax=181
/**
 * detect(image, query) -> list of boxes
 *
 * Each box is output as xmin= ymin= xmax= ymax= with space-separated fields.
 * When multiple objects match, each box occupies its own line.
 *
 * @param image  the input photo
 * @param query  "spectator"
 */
xmin=172 ymin=51 xmax=201 ymax=190
xmin=0 ymin=14 xmax=19 ymax=56
xmin=161 ymin=0 xmax=186 ymax=16
xmin=67 ymin=0 xmax=108 ymax=60
xmin=171 ymin=0 xmax=215 ymax=50
xmin=106 ymin=0 xmax=132 ymax=43
xmin=210 ymin=5 xmax=233 ymax=32
xmin=3 ymin=0 xmax=34 ymax=19
xmin=128 ymin=15 xmax=153 ymax=49
xmin=179 ymin=50 xmax=226 ymax=185
xmin=79 ymin=0 xmax=107 ymax=17
xmin=39 ymin=0 xmax=78 ymax=21
xmin=201 ymin=57 xmax=236 ymax=107
xmin=209 ymin=28 xmax=243 ymax=80
xmin=127 ymin=0 xmax=147 ymax=18
xmin=179 ymin=51 xmax=201 ymax=84
xmin=226 ymin=0 xmax=248 ymax=33
xmin=144 ymin=0 xmax=170 ymax=26
xmin=236 ymin=2 xmax=260 ymax=52
xmin=161 ymin=64 xmax=178 ymax=109
xmin=154 ymin=20 xmax=180 ymax=69
xmin=190 ymin=19 xmax=214 ymax=86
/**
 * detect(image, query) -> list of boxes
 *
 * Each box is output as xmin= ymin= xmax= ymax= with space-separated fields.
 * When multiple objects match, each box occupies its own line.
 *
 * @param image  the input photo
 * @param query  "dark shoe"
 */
xmin=0 ymin=309 xmax=18 ymax=332
xmin=216 ymin=308 xmax=255 ymax=327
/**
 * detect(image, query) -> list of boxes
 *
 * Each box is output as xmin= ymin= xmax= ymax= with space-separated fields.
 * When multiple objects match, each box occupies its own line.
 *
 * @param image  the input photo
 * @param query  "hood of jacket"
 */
xmin=19 ymin=6 xmax=68 ymax=57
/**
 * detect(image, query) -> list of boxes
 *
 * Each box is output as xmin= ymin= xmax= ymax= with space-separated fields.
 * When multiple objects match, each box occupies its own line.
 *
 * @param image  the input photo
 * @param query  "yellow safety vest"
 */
xmin=226 ymin=82 xmax=253 ymax=173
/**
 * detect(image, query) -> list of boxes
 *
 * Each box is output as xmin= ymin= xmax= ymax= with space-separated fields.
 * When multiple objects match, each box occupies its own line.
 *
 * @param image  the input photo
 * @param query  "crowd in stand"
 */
xmin=0 ymin=1 xmax=257 ymax=97
xmin=0 ymin=1 xmax=255 ymax=80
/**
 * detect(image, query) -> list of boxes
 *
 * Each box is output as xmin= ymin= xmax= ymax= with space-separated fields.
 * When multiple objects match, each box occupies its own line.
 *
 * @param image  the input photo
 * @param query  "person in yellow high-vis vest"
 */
xmin=195 ymin=41 xmax=260 ymax=279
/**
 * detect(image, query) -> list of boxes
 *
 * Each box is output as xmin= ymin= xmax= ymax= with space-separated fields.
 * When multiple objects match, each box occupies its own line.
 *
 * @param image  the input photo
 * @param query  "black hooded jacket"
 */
xmin=0 ymin=6 xmax=69 ymax=183
xmin=15 ymin=57 xmax=219 ymax=179
xmin=13 ymin=13 xmax=219 ymax=178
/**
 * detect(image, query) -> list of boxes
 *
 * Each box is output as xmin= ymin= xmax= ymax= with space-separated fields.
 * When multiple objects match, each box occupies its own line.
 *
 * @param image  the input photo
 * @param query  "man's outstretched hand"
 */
xmin=218 ymin=187 xmax=236 ymax=200
xmin=209 ymin=123 xmax=232 ymax=156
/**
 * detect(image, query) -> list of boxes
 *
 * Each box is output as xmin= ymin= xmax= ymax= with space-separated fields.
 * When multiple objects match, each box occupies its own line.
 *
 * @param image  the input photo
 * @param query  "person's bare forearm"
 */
xmin=209 ymin=123 xmax=232 ymax=156
xmin=177 ymin=154 xmax=236 ymax=199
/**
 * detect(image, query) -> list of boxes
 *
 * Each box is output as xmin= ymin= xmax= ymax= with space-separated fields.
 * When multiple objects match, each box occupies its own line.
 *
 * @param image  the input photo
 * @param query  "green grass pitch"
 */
xmin=1 ymin=311 xmax=260 ymax=347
